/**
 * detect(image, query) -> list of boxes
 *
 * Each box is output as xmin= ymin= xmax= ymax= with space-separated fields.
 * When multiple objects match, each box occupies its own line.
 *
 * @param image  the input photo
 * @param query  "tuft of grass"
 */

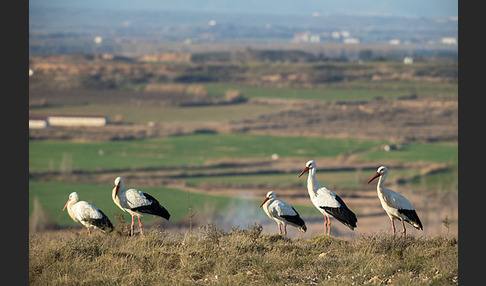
xmin=29 ymin=226 xmax=458 ymax=285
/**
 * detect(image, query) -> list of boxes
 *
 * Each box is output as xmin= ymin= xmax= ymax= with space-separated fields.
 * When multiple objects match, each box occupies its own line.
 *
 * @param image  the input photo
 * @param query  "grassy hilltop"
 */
xmin=29 ymin=225 xmax=458 ymax=285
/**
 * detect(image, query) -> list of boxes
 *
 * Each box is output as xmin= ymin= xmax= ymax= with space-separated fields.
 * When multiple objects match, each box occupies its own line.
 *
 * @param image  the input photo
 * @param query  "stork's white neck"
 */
xmin=306 ymin=168 xmax=320 ymax=198
xmin=66 ymin=200 xmax=77 ymax=222
xmin=376 ymin=172 xmax=388 ymax=195
xmin=262 ymin=198 xmax=274 ymax=217
xmin=113 ymin=181 xmax=124 ymax=200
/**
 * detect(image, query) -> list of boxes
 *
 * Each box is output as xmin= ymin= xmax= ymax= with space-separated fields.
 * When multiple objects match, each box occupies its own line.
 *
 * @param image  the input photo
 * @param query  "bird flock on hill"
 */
xmin=63 ymin=160 xmax=422 ymax=241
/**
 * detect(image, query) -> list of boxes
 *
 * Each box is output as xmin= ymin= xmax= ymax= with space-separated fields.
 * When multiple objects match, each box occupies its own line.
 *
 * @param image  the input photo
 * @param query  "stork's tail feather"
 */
xmin=132 ymin=193 xmax=171 ymax=220
xmin=132 ymin=204 xmax=171 ymax=220
xmin=399 ymin=209 xmax=423 ymax=230
xmin=324 ymin=210 xmax=357 ymax=230
xmin=155 ymin=205 xmax=171 ymax=220
xmin=321 ymin=199 xmax=358 ymax=231
xmin=87 ymin=211 xmax=114 ymax=233
xmin=281 ymin=214 xmax=307 ymax=232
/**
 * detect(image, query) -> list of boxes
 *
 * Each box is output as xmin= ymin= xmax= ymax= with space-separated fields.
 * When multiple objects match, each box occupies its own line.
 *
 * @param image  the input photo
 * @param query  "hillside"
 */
xmin=29 ymin=226 xmax=458 ymax=285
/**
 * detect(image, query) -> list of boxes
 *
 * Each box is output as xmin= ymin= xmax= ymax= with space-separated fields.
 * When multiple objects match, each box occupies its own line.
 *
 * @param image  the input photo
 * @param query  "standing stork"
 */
xmin=259 ymin=191 xmax=307 ymax=236
xmin=112 ymin=176 xmax=170 ymax=236
xmin=299 ymin=160 xmax=357 ymax=236
xmin=367 ymin=166 xmax=423 ymax=240
xmin=63 ymin=192 xmax=113 ymax=235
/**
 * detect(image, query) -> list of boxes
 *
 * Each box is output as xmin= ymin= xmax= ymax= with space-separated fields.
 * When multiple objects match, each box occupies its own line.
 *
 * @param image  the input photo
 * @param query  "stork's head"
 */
xmin=298 ymin=160 xmax=316 ymax=178
xmin=114 ymin=176 xmax=123 ymax=197
xmin=366 ymin=166 xmax=388 ymax=184
xmin=259 ymin=191 xmax=276 ymax=208
xmin=63 ymin=192 xmax=79 ymax=211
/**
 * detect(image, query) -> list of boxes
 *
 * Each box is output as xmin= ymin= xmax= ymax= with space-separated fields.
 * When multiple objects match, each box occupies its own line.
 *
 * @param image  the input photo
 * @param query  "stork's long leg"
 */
xmin=326 ymin=216 xmax=331 ymax=236
xmin=130 ymin=215 xmax=135 ymax=236
xmin=401 ymin=220 xmax=407 ymax=241
xmin=283 ymin=224 xmax=287 ymax=237
xmin=138 ymin=216 xmax=144 ymax=235
xmin=390 ymin=218 xmax=396 ymax=236
xmin=278 ymin=223 xmax=282 ymax=235
xmin=324 ymin=215 xmax=328 ymax=236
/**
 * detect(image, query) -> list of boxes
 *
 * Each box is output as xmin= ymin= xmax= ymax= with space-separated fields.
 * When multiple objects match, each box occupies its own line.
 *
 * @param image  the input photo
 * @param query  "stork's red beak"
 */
xmin=298 ymin=166 xmax=309 ymax=178
xmin=114 ymin=184 xmax=120 ymax=197
xmin=259 ymin=197 xmax=270 ymax=208
xmin=63 ymin=199 xmax=70 ymax=211
xmin=367 ymin=172 xmax=381 ymax=184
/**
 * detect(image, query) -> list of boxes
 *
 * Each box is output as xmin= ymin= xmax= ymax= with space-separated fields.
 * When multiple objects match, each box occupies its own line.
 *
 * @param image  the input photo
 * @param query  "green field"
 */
xmin=29 ymin=133 xmax=457 ymax=228
xmin=207 ymin=83 xmax=404 ymax=101
xmin=30 ymin=164 xmax=456 ymax=228
xmin=358 ymin=143 xmax=458 ymax=163
xmin=29 ymin=180 xmax=316 ymax=227
xmin=205 ymin=81 xmax=457 ymax=102
xmin=29 ymin=133 xmax=389 ymax=172
xmin=30 ymin=133 xmax=388 ymax=227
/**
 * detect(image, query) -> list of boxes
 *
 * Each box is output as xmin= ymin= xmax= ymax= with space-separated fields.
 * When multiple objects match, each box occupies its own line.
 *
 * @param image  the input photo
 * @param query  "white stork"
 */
xmin=63 ymin=192 xmax=113 ymax=235
xmin=367 ymin=165 xmax=423 ymax=240
xmin=259 ymin=191 xmax=307 ymax=236
xmin=112 ymin=176 xmax=170 ymax=236
xmin=299 ymin=160 xmax=357 ymax=236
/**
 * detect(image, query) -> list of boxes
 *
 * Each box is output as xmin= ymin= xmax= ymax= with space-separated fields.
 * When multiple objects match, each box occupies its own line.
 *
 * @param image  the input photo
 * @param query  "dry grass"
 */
xmin=29 ymin=224 xmax=457 ymax=285
xmin=29 ymin=197 xmax=57 ymax=233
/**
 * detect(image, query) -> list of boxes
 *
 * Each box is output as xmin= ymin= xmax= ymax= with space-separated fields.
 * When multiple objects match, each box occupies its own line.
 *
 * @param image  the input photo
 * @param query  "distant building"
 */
xmin=331 ymin=31 xmax=341 ymax=39
xmin=48 ymin=115 xmax=108 ymax=127
xmin=403 ymin=57 xmax=414 ymax=64
xmin=294 ymin=32 xmax=320 ymax=43
xmin=441 ymin=37 xmax=457 ymax=45
xmin=343 ymin=38 xmax=360 ymax=44
xmin=29 ymin=114 xmax=108 ymax=128
xmin=29 ymin=114 xmax=49 ymax=129
xmin=94 ymin=36 xmax=103 ymax=45
xmin=389 ymin=39 xmax=400 ymax=45
xmin=309 ymin=34 xmax=320 ymax=43
xmin=294 ymin=32 xmax=310 ymax=43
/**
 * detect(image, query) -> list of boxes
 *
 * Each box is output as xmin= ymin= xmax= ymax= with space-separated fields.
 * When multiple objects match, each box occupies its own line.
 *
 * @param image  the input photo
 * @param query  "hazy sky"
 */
xmin=30 ymin=0 xmax=458 ymax=18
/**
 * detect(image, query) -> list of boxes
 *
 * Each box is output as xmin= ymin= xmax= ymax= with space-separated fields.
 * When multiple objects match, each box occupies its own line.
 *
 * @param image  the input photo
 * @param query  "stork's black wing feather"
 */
xmin=398 ymin=209 xmax=423 ymax=230
xmin=85 ymin=209 xmax=114 ymax=232
xmin=320 ymin=195 xmax=357 ymax=230
xmin=131 ymin=192 xmax=170 ymax=220
xmin=281 ymin=207 xmax=307 ymax=230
